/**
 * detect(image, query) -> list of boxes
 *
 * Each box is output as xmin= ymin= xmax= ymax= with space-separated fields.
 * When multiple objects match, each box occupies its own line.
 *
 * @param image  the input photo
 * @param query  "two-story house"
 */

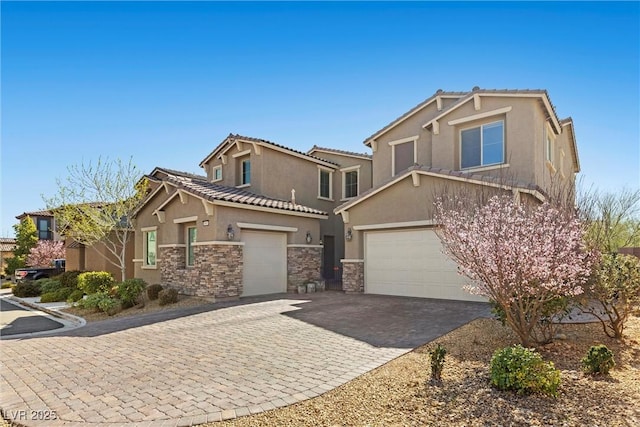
xmin=335 ymin=87 xmax=580 ymax=301
xmin=132 ymin=134 xmax=372 ymax=299
xmin=15 ymin=208 xmax=135 ymax=279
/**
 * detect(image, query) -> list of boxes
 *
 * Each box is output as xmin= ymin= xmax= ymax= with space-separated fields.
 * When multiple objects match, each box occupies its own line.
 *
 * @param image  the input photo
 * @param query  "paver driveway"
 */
xmin=0 ymin=293 xmax=489 ymax=426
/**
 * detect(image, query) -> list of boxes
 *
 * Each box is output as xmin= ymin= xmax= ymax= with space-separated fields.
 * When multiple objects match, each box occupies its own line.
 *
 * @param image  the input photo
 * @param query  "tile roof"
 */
xmin=335 ymin=164 xmax=546 ymax=213
xmin=364 ymin=87 xmax=563 ymax=145
xmin=162 ymin=171 xmax=328 ymax=216
xmin=16 ymin=209 xmax=54 ymax=219
xmin=0 ymin=237 xmax=17 ymax=252
xmin=150 ymin=167 xmax=207 ymax=181
xmin=308 ymin=145 xmax=372 ymax=159
xmin=199 ymin=133 xmax=339 ymax=167
xmin=363 ymin=90 xmax=467 ymax=144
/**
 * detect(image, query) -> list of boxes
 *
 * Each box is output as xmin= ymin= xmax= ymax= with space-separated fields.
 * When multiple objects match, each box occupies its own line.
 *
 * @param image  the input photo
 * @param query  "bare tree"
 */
xmin=44 ymin=157 xmax=147 ymax=281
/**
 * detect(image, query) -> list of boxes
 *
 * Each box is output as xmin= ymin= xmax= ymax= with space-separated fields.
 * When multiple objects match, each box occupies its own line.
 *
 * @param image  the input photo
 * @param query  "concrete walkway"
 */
xmin=0 ymin=293 xmax=489 ymax=426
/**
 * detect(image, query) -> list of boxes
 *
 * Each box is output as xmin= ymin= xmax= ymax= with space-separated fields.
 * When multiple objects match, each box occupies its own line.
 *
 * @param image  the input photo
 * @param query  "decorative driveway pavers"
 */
xmin=0 ymin=294 xmax=490 ymax=426
xmin=0 ymin=299 xmax=404 ymax=426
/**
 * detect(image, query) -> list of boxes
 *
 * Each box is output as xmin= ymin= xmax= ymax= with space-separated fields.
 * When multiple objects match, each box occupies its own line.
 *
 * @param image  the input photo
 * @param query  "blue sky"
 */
xmin=1 ymin=1 xmax=639 ymax=236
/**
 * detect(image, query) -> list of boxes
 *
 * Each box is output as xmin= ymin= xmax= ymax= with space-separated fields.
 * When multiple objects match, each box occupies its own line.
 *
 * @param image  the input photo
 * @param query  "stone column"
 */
xmin=287 ymin=245 xmax=322 ymax=292
xmin=341 ymin=260 xmax=364 ymax=293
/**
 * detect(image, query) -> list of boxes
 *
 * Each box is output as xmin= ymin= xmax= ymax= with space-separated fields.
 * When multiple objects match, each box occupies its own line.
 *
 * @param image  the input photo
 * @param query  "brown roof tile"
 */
xmin=308 ymin=145 xmax=372 ymax=159
xmin=162 ymin=171 xmax=328 ymax=216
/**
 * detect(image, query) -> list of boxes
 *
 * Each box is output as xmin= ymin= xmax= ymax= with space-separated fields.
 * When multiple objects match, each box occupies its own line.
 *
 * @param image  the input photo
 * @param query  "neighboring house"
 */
xmin=334 ymin=87 xmax=580 ymax=301
xmin=132 ymin=134 xmax=372 ymax=299
xmin=15 ymin=209 xmax=134 ymax=279
xmin=0 ymin=237 xmax=17 ymax=277
xmin=15 ymin=210 xmax=59 ymax=241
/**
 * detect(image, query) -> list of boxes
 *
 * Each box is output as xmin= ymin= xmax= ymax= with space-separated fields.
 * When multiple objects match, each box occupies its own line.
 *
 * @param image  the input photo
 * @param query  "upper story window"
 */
xmin=545 ymin=124 xmax=555 ymax=164
xmin=318 ymin=167 xmax=333 ymax=200
xmin=241 ymin=159 xmax=251 ymax=186
xmin=213 ymin=165 xmax=223 ymax=182
xmin=341 ymin=166 xmax=360 ymax=199
xmin=37 ymin=217 xmax=52 ymax=240
xmin=187 ymin=226 xmax=197 ymax=267
xmin=143 ymin=228 xmax=157 ymax=268
xmin=460 ymin=120 xmax=504 ymax=169
xmin=389 ymin=135 xmax=418 ymax=176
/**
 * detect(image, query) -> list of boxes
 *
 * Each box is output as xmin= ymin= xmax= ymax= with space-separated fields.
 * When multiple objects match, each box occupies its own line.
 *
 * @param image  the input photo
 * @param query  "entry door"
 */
xmin=242 ymin=231 xmax=287 ymax=296
xmin=322 ymin=235 xmax=335 ymax=280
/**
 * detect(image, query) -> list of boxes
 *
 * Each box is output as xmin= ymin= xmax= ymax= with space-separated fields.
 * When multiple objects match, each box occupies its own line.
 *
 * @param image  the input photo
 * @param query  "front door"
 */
xmin=322 ymin=235 xmax=335 ymax=280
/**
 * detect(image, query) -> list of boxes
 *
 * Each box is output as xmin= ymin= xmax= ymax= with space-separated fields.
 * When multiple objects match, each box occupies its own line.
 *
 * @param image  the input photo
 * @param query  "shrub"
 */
xmin=490 ymin=345 xmax=561 ymax=397
xmin=158 ymin=288 xmax=179 ymax=306
xmin=582 ymin=345 xmax=615 ymax=375
xmin=579 ymin=253 xmax=640 ymax=338
xmin=66 ymin=289 xmax=84 ymax=303
xmin=116 ymin=278 xmax=147 ymax=308
xmin=430 ymin=344 xmax=447 ymax=384
xmin=77 ymin=271 xmax=114 ymax=294
xmin=55 ymin=270 xmax=81 ymax=289
xmin=40 ymin=287 xmax=73 ymax=303
xmin=37 ymin=278 xmax=64 ymax=294
xmin=97 ymin=296 xmax=119 ymax=316
xmin=77 ymin=292 xmax=119 ymax=315
xmin=12 ymin=281 xmax=41 ymax=298
xmin=147 ymin=284 xmax=163 ymax=301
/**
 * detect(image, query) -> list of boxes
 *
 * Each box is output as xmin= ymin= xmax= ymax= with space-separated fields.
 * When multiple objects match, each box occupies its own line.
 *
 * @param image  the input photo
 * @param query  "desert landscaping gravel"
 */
xmin=214 ymin=315 xmax=640 ymax=427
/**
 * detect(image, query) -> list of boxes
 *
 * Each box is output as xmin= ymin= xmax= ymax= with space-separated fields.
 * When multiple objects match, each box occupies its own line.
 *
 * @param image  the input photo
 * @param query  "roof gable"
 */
xmin=335 ymin=165 xmax=546 ymax=215
xmin=134 ymin=169 xmax=328 ymax=220
xmin=199 ymin=133 xmax=339 ymax=169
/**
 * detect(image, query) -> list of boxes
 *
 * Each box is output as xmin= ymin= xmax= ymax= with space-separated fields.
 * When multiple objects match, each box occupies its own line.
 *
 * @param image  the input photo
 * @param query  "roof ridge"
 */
xmin=308 ymin=145 xmax=372 ymax=159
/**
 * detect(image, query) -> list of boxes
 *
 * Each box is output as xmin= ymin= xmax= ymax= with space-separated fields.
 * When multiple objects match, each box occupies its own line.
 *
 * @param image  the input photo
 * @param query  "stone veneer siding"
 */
xmin=342 ymin=260 xmax=364 ymax=293
xmin=159 ymin=244 xmax=243 ymax=299
xmin=287 ymin=246 xmax=322 ymax=293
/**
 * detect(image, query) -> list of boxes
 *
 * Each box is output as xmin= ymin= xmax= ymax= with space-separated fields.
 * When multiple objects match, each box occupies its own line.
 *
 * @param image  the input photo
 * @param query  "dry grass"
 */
xmin=214 ymin=315 xmax=640 ymax=427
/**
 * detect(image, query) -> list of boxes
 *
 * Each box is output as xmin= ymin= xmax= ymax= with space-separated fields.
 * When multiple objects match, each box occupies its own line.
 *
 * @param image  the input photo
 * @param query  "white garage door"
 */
xmin=242 ymin=231 xmax=287 ymax=296
xmin=365 ymin=229 xmax=485 ymax=301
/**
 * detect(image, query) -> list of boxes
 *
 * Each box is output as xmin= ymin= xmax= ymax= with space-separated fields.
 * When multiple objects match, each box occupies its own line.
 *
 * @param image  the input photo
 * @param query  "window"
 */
xmin=186 ymin=226 xmax=197 ymax=267
xmin=143 ymin=230 xmax=157 ymax=267
xmin=318 ymin=168 xmax=332 ymax=199
xmin=545 ymin=125 xmax=555 ymax=164
xmin=460 ymin=120 xmax=504 ymax=169
xmin=343 ymin=170 xmax=359 ymax=199
xmin=37 ymin=218 xmax=52 ymax=240
xmin=213 ymin=165 xmax=222 ymax=182
xmin=389 ymin=136 xmax=418 ymax=176
xmin=241 ymin=159 xmax=251 ymax=186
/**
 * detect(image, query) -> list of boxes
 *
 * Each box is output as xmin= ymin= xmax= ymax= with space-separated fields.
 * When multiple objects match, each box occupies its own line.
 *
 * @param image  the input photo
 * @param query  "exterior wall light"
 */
xmin=305 ymin=231 xmax=312 ymax=244
xmin=202 ymin=220 xmax=209 ymax=226
xmin=227 ymin=224 xmax=235 ymax=241
xmin=345 ymin=228 xmax=353 ymax=241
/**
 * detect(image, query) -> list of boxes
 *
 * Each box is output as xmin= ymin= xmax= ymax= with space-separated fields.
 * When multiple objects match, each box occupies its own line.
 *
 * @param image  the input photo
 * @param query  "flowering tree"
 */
xmin=434 ymin=195 xmax=594 ymax=346
xmin=26 ymin=240 xmax=66 ymax=267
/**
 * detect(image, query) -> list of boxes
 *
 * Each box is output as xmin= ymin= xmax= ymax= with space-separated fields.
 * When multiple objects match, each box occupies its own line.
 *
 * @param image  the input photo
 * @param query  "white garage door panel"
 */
xmin=365 ymin=229 xmax=485 ymax=302
xmin=242 ymin=231 xmax=287 ymax=296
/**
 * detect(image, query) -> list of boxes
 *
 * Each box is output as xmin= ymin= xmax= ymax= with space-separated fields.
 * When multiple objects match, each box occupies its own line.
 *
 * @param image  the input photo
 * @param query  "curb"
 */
xmin=7 ymin=295 xmax=86 ymax=327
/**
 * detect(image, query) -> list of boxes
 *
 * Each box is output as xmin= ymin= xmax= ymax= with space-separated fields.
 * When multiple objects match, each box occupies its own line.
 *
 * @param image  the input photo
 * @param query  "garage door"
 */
xmin=242 ymin=231 xmax=287 ymax=296
xmin=365 ymin=229 xmax=485 ymax=301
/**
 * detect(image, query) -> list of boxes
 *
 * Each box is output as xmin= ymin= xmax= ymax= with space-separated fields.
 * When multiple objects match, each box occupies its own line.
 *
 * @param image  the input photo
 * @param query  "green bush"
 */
xmin=37 ymin=278 xmax=63 ymax=294
xmin=490 ymin=345 xmax=561 ymax=397
xmin=77 ymin=271 xmax=114 ymax=294
xmin=158 ymin=288 xmax=179 ymax=306
xmin=77 ymin=292 xmax=119 ymax=315
xmin=12 ymin=281 xmax=41 ymax=297
xmin=77 ymin=292 xmax=108 ymax=311
xmin=147 ymin=284 xmax=163 ymax=301
xmin=97 ymin=296 xmax=119 ymax=315
xmin=66 ymin=289 xmax=85 ymax=303
xmin=582 ymin=345 xmax=615 ymax=375
xmin=55 ymin=270 xmax=81 ymax=289
xmin=116 ymin=278 xmax=147 ymax=308
xmin=39 ymin=287 xmax=73 ymax=303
